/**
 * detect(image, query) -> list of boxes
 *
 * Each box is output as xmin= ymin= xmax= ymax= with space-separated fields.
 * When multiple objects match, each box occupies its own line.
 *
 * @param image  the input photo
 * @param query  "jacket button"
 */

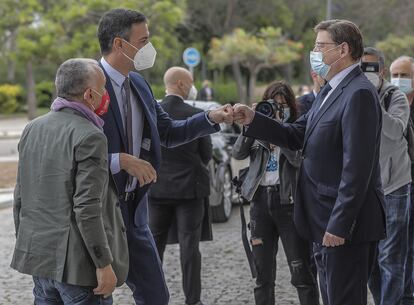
xmin=301 ymin=154 xmax=306 ymax=160
xmin=116 ymin=202 xmax=120 ymax=207
xmin=121 ymin=227 xmax=126 ymax=233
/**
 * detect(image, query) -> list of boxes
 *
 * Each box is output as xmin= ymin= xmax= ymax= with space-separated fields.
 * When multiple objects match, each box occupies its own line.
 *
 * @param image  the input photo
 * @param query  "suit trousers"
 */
xmin=313 ymin=241 xmax=378 ymax=305
xmin=149 ymin=198 xmax=205 ymax=305
xmin=121 ymin=198 xmax=170 ymax=305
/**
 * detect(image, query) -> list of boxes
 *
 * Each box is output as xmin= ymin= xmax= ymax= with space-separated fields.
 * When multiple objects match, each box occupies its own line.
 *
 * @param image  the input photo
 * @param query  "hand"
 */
xmin=94 ymin=264 xmax=117 ymax=298
xmin=119 ymin=153 xmax=157 ymax=186
xmin=233 ymin=103 xmax=255 ymax=125
xmin=322 ymin=232 xmax=345 ymax=247
xmin=208 ymin=104 xmax=234 ymax=124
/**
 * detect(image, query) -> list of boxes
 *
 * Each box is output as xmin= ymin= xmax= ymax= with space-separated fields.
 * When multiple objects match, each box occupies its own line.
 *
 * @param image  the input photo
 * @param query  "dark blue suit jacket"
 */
xmin=100 ymin=67 xmax=219 ymax=225
xmin=245 ymin=66 xmax=386 ymax=243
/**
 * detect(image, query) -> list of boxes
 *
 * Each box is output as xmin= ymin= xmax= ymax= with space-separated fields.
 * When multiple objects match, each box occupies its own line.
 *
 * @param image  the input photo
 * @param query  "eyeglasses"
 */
xmin=314 ymin=42 xmax=337 ymax=50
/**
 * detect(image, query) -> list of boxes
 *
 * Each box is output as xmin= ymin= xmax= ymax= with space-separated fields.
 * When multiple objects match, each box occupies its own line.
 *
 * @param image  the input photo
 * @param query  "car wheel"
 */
xmin=211 ymin=166 xmax=233 ymax=223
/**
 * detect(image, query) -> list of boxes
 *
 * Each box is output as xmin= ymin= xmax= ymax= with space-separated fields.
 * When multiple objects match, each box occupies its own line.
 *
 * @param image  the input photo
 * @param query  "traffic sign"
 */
xmin=183 ymin=47 xmax=201 ymax=68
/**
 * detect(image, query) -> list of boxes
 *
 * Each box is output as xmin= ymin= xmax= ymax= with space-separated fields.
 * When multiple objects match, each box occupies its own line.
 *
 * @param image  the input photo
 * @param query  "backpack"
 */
xmin=384 ymin=88 xmax=414 ymax=161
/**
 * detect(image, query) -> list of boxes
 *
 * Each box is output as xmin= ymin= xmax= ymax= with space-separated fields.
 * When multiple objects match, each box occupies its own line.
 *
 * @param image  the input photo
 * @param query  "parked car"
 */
xmin=184 ymin=100 xmax=249 ymax=222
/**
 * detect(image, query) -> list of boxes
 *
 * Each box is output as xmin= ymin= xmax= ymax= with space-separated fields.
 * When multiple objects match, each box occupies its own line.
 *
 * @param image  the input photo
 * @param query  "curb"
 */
xmin=0 ymin=199 xmax=12 ymax=210
xmin=0 ymin=189 xmax=14 ymax=210
xmin=0 ymin=131 xmax=22 ymax=140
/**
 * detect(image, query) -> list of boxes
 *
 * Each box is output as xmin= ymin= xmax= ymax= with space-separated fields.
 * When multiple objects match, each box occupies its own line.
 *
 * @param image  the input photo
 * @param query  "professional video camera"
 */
xmin=255 ymin=99 xmax=285 ymax=120
xmin=360 ymin=61 xmax=380 ymax=73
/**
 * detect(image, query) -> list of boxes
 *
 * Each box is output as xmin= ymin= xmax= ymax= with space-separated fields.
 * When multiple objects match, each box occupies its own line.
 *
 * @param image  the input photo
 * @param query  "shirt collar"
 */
xmin=328 ymin=62 xmax=360 ymax=92
xmin=100 ymin=57 xmax=126 ymax=88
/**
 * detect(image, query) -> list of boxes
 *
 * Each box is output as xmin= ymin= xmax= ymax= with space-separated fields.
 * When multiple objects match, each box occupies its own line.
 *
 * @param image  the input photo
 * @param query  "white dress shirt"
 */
xmin=101 ymin=57 xmax=144 ymax=192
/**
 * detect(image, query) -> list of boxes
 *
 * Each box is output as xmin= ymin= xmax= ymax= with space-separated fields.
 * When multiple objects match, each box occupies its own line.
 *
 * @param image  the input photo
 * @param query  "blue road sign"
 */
xmin=183 ymin=47 xmax=201 ymax=67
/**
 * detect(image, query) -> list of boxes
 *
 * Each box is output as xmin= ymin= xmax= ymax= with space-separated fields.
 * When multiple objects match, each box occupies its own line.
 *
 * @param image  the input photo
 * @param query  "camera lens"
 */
xmin=256 ymin=101 xmax=274 ymax=117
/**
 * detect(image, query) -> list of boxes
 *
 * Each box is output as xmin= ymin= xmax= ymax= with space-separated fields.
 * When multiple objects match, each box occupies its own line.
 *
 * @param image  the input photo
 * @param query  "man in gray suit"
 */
xmin=11 ymin=58 xmax=128 ymax=304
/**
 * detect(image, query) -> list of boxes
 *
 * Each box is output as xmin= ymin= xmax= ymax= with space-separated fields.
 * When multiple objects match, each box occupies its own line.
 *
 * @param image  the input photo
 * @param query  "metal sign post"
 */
xmin=183 ymin=47 xmax=201 ymax=77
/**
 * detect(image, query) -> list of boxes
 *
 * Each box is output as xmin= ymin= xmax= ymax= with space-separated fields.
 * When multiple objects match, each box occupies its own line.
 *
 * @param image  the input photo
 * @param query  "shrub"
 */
xmin=209 ymin=82 xmax=238 ymax=104
xmin=36 ymin=81 xmax=55 ymax=108
xmin=0 ymin=84 xmax=23 ymax=114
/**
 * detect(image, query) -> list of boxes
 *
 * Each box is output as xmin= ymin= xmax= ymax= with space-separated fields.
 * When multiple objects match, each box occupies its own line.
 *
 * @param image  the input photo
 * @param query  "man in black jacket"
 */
xmin=297 ymin=71 xmax=325 ymax=115
xmin=149 ymin=67 xmax=212 ymax=305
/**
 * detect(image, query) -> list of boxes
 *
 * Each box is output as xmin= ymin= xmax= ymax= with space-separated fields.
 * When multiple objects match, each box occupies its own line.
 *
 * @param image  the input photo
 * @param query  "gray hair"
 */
xmin=363 ymin=47 xmax=385 ymax=70
xmin=55 ymin=58 xmax=101 ymax=100
xmin=394 ymin=55 xmax=414 ymax=72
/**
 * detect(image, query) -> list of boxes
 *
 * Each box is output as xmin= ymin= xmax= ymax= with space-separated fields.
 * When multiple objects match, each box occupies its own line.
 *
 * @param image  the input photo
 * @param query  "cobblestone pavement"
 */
xmin=0 ymin=205 xmax=374 ymax=305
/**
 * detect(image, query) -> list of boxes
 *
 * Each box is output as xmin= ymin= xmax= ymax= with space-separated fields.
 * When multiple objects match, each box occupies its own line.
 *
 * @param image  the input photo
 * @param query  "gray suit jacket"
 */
xmin=11 ymin=108 xmax=128 ymax=287
xmin=378 ymin=80 xmax=411 ymax=194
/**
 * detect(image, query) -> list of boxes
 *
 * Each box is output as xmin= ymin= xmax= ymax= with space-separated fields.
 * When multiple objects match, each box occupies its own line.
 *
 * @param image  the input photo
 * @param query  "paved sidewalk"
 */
xmin=0 ymin=204 xmax=375 ymax=305
xmin=0 ymin=189 xmax=13 ymax=210
xmin=0 ymin=117 xmax=28 ymax=139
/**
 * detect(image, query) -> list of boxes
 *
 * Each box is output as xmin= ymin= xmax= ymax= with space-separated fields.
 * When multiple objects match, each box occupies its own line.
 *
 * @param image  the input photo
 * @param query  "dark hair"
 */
xmin=363 ymin=47 xmax=385 ymax=70
xmin=314 ymin=19 xmax=364 ymax=61
xmin=97 ymin=8 xmax=147 ymax=55
xmin=262 ymin=80 xmax=298 ymax=122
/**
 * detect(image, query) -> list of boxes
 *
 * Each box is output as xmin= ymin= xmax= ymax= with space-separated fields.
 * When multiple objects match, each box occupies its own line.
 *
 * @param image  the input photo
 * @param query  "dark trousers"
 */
xmin=149 ymin=198 xmax=204 ymax=305
xmin=250 ymin=185 xmax=319 ymax=305
xmin=121 ymin=199 xmax=170 ymax=305
xmin=313 ymin=241 xmax=378 ymax=305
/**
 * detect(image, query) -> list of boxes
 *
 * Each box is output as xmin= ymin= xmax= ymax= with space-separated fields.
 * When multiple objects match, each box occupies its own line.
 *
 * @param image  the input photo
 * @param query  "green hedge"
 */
xmin=0 ymin=84 xmax=23 ymax=114
xmin=211 ymin=82 xmax=238 ymax=104
xmin=36 ymin=81 xmax=55 ymax=108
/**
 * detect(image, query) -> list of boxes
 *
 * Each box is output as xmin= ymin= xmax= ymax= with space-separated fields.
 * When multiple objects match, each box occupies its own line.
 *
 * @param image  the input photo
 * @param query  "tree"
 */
xmin=209 ymin=27 xmax=303 ymax=104
xmin=376 ymin=35 xmax=414 ymax=67
xmin=0 ymin=0 xmax=186 ymax=118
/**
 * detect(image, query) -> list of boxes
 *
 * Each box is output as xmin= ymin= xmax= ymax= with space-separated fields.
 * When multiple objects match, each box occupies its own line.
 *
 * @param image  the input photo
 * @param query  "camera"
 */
xmin=361 ymin=62 xmax=379 ymax=73
xmin=255 ymin=99 xmax=285 ymax=120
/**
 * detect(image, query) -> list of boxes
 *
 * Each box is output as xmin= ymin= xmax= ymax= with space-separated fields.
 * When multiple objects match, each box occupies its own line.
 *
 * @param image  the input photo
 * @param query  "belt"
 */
xmin=257 ymin=184 xmax=280 ymax=192
xmin=119 ymin=189 xmax=138 ymax=202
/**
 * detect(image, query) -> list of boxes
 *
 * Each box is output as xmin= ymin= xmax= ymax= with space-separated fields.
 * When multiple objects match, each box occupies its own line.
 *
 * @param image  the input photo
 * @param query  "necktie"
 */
xmin=310 ymin=83 xmax=332 ymax=121
xmin=123 ymin=77 xmax=134 ymax=186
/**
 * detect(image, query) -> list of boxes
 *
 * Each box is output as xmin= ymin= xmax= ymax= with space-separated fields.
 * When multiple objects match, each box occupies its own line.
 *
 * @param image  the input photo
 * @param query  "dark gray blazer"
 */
xmin=11 ymin=108 xmax=128 ymax=287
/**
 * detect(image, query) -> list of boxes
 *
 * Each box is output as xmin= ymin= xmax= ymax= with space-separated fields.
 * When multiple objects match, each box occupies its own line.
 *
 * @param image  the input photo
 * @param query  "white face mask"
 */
xmin=283 ymin=108 xmax=290 ymax=122
xmin=310 ymin=44 xmax=342 ymax=79
xmin=187 ymin=85 xmax=198 ymax=100
xmin=122 ymin=40 xmax=157 ymax=71
xmin=391 ymin=77 xmax=413 ymax=94
xmin=364 ymin=72 xmax=381 ymax=89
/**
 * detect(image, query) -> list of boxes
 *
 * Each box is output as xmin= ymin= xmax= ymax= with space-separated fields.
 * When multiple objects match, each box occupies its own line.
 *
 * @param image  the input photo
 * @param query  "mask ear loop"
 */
xmin=120 ymin=39 xmax=139 ymax=62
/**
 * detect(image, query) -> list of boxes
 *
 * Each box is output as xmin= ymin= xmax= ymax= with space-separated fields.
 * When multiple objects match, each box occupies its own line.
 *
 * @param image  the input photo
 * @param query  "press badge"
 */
xmin=142 ymin=138 xmax=151 ymax=151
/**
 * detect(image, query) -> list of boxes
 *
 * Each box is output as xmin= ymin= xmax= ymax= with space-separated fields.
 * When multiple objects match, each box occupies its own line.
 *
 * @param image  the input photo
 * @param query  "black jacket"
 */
xmin=232 ymin=135 xmax=301 ymax=204
xmin=197 ymin=87 xmax=215 ymax=101
xmin=149 ymin=95 xmax=212 ymax=200
xmin=297 ymin=91 xmax=315 ymax=115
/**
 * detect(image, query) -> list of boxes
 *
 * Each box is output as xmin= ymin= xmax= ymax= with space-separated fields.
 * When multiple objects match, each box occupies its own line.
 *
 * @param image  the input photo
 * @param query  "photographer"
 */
xmin=232 ymin=81 xmax=319 ymax=305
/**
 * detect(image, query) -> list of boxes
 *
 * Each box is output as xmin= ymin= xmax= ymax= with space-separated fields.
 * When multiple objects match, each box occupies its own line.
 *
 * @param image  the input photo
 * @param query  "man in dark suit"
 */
xmin=297 ymin=71 xmax=325 ymax=115
xmin=97 ymin=9 xmax=233 ymax=305
xmin=149 ymin=67 xmax=212 ymax=305
xmin=233 ymin=19 xmax=386 ymax=305
xmin=197 ymin=79 xmax=214 ymax=101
